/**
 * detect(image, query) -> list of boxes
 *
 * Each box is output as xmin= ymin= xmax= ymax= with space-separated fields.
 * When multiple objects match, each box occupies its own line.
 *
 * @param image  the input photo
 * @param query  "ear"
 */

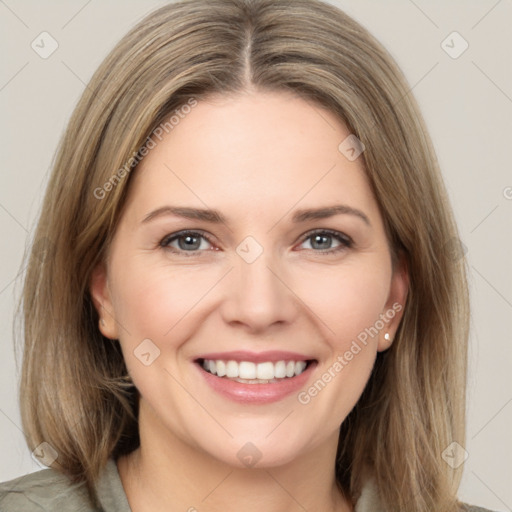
xmin=378 ymin=251 xmax=409 ymax=352
xmin=89 ymin=262 xmax=119 ymax=340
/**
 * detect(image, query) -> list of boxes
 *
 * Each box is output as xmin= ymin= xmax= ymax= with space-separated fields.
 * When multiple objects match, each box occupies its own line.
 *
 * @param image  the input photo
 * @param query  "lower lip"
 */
xmin=195 ymin=361 xmax=317 ymax=404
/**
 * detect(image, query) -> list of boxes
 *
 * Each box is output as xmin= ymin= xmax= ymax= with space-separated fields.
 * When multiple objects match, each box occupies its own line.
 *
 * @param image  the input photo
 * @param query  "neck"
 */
xmin=117 ymin=399 xmax=353 ymax=512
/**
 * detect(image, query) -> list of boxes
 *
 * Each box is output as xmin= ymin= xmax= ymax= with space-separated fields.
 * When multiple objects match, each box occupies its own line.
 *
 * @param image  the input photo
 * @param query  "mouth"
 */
xmin=196 ymin=358 xmax=315 ymax=384
xmin=193 ymin=352 xmax=318 ymax=404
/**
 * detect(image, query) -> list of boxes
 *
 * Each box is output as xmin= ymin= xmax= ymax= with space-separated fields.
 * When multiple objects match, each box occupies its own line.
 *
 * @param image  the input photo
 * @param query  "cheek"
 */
xmin=291 ymin=261 xmax=390 ymax=426
xmin=108 ymin=256 xmax=228 ymax=384
xmin=111 ymin=258 xmax=213 ymax=337
xmin=111 ymin=252 xmax=391 ymax=357
xmin=298 ymin=259 xmax=391 ymax=347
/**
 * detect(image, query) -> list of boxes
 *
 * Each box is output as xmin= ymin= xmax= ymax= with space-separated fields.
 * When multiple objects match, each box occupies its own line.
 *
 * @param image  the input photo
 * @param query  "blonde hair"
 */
xmin=18 ymin=0 xmax=469 ymax=510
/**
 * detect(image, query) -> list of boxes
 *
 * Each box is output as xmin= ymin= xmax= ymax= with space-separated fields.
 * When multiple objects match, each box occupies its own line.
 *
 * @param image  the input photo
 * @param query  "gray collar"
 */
xmin=98 ymin=459 xmax=382 ymax=512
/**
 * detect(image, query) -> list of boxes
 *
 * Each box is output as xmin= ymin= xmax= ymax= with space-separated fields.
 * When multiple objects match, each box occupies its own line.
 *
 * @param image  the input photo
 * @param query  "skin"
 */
xmin=91 ymin=89 xmax=408 ymax=512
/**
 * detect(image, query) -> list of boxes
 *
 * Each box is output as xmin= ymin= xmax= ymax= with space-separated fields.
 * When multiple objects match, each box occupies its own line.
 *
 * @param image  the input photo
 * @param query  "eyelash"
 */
xmin=159 ymin=229 xmax=353 ymax=257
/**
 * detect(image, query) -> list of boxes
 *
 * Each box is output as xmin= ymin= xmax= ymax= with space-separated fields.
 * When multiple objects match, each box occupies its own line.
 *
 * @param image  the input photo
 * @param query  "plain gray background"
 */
xmin=1 ymin=0 xmax=511 ymax=510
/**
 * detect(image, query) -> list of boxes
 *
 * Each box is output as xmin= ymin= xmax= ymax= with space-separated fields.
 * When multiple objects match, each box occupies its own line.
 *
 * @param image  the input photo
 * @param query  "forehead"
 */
xmin=124 ymin=91 xmax=379 ymax=225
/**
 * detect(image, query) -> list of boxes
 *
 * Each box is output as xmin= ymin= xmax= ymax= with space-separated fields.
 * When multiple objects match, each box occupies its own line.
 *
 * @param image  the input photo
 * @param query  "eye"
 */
xmin=297 ymin=229 xmax=353 ymax=255
xmin=160 ymin=230 xmax=215 ymax=255
xmin=159 ymin=228 xmax=353 ymax=257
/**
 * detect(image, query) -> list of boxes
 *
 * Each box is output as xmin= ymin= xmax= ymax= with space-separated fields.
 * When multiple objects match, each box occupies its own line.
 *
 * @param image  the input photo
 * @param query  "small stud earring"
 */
xmin=100 ymin=318 xmax=105 ymax=326
xmin=384 ymin=332 xmax=391 ymax=341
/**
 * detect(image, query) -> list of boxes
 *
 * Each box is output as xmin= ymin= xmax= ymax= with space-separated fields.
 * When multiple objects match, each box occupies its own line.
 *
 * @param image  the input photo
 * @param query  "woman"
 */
xmin=0 ymin=0 xmax=496 ymax=510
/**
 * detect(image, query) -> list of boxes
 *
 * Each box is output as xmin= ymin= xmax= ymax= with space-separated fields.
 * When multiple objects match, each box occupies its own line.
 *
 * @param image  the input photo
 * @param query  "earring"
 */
xmin=100 ymin=318 xmax=106 ymax=326
xmin=384 ymin=332 xmax=391 ymax=342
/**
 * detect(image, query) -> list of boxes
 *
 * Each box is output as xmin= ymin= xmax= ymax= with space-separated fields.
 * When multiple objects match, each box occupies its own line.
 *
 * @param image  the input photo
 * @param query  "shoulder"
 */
xmin=355 ymin=476 xmax=499 ymax=512
xmin=0 ymin=467 xmax=95 ymax=512
xmin=459 ymin=503 xmax=501 ymax=512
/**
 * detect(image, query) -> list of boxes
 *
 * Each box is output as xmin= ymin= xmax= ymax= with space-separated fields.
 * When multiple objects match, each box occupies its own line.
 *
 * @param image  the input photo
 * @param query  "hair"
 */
xmin=17 ymin=0 xmax=470 ymax=510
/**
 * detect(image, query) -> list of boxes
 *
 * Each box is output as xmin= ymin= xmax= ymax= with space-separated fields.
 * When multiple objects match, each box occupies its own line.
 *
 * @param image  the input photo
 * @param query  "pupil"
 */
xmin=180 ymin=235 xmax=200 ymax=250
xmin=313 ymin=234 xmax=330 ymax=250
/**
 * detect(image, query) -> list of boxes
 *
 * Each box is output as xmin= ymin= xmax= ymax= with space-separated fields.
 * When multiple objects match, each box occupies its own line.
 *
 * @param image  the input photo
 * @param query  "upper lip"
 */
xmin=195 ymin=350 xmax=316 ymax=363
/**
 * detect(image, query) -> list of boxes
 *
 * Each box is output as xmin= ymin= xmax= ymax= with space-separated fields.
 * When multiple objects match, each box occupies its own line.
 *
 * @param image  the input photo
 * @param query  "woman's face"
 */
xmin=92 ymin=90 xmax=407 ymax=469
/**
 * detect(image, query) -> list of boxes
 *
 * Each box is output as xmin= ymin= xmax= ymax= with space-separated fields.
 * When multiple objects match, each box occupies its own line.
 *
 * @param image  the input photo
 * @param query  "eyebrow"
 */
xmin=292 ymin=205 xmax=371 ymax=226
xmin=142 ymin=204 xmax=371 ymax=227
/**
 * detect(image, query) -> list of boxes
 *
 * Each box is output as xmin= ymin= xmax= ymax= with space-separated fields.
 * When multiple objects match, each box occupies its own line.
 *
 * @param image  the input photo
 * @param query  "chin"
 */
xmin=198 ymin=429 xmax=316 ymax=471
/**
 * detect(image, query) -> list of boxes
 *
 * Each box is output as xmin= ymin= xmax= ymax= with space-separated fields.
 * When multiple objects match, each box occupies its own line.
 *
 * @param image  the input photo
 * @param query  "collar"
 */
xmin=99 ymin=459 xmax=384 ymax=512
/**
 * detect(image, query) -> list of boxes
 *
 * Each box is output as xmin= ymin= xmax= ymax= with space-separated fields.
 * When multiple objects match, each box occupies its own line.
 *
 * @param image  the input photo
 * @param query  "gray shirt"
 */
xmin=0 ymin=459 xmax=498 ymax=512
xmin=0 ymin=459 xmax=129 ymax=512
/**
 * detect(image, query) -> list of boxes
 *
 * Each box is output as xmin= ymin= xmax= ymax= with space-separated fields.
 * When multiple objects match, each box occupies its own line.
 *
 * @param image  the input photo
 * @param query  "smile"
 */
xmin=194 ymin=351 xmax=317 ymax=404
xmin=200 ymin=358 xmax=310 ymax=383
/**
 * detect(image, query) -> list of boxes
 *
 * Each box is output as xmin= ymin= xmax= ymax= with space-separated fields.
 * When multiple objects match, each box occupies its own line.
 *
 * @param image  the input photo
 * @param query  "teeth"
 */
xmin=239 ymin=361 xmax=256 ymax=379
xmin=257 ymin=362 xmax=274 ymax=380
xmin=294 ymin=361 xmax=305 ymax=375
xmin=226 ymin=360 xmax=239 ymax=378
xmin=274 ymin=361 xmax=286 ymax=379
xmin=216 ymin=360 xmax=226 ymax=377
xmin=200 ymin=359 xmax=309 ymax=380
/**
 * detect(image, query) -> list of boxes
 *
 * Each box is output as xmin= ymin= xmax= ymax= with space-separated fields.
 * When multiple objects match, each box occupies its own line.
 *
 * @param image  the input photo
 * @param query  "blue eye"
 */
xmin=160 ymin=229 xmax=353 ymax=256
xmin=298 ymin=229 xmax=353 ymax=255
xmin=160 ymin=230 xmax=214 ymax=255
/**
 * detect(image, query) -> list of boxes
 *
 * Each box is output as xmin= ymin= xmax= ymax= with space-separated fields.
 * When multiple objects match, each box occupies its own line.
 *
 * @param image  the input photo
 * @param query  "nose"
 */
xmin=219 ymin=248 xmax=299 ymax=333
